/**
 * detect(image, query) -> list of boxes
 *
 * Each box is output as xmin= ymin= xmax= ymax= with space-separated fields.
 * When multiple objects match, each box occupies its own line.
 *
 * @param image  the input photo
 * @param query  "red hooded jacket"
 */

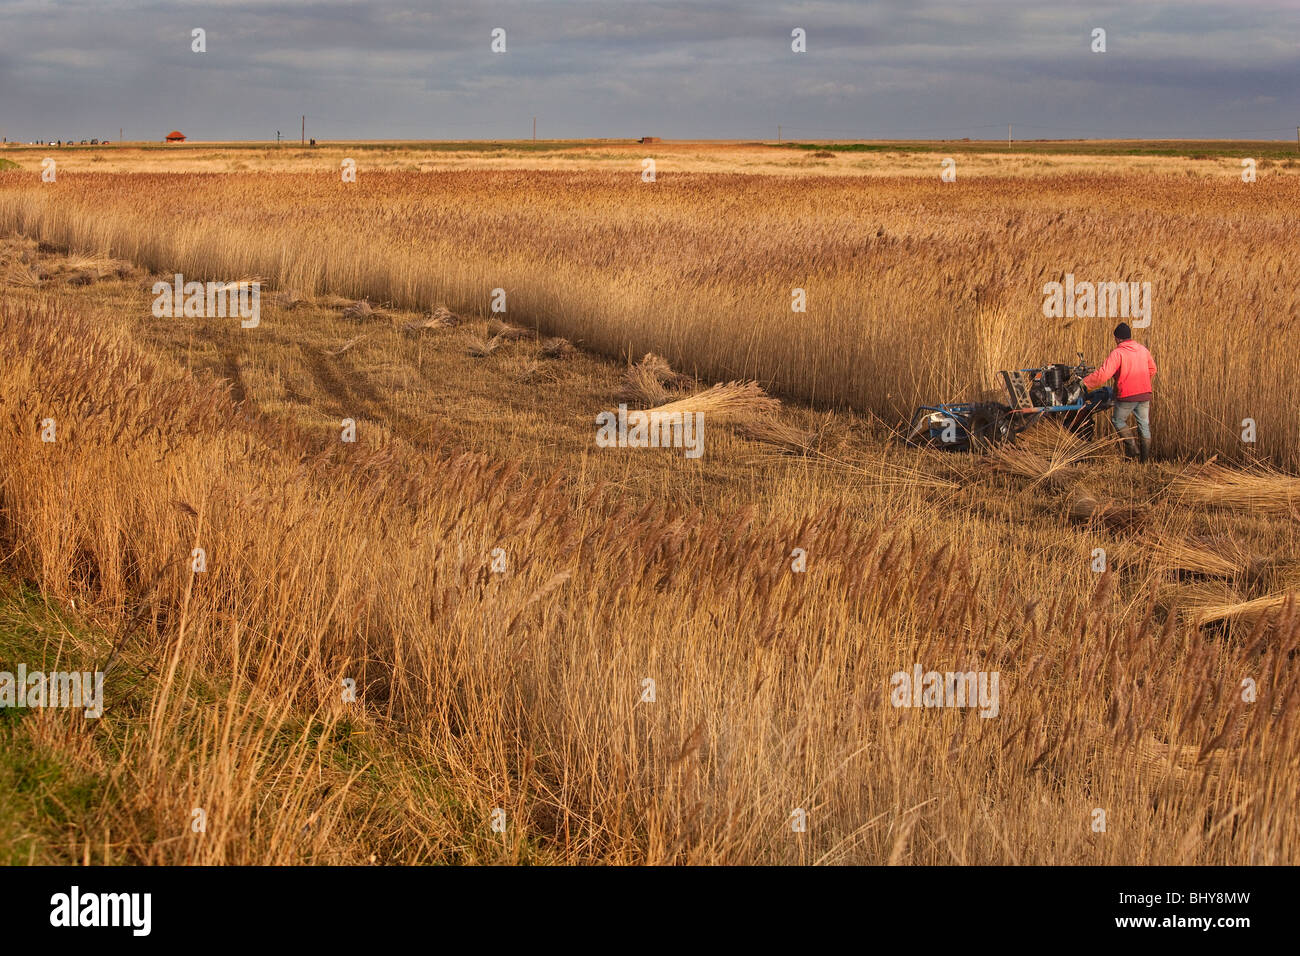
xmin=1083 ymin=339 xmax=1157 ymax=401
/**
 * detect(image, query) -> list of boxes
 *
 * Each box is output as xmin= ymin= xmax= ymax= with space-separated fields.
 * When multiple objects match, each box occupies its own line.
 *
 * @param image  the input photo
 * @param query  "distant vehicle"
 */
xmin=80 ymin=140 xmax=88 ymax=145
xmin=90 ymin=139 xmax=99 ymax=145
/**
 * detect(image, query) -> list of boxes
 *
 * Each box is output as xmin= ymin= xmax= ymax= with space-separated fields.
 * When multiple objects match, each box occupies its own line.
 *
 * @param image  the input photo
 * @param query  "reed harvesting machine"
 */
xmin=905 ymin=354 xmax=1114 ymax=451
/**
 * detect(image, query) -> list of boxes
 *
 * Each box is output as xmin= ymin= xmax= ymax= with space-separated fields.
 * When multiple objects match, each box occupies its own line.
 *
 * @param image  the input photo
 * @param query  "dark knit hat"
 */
xmin=1113 ymin=322 xmax=1131 ymax=340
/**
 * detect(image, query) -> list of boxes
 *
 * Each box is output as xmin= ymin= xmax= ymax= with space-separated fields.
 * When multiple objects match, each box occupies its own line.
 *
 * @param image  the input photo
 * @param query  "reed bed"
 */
xmin=2 ymin=169 xmax=1298 ymax=466
xmin=4 ymin=291 xmax=1300 ymax=864
xmin=3 ymin=160 xmax=1300 ymax=865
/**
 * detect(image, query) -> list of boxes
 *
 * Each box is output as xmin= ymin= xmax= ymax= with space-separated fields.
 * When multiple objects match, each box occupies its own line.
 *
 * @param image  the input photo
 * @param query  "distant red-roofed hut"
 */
xmin=165 ymin=130 xmax=186 ymax=143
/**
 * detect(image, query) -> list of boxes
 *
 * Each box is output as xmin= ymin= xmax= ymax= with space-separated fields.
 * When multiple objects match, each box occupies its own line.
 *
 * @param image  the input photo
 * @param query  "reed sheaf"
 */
xmin=3 ymin=295 xmax=1299 ymax=864
xmin=0 ymin=169 xmax=1297 ymax=465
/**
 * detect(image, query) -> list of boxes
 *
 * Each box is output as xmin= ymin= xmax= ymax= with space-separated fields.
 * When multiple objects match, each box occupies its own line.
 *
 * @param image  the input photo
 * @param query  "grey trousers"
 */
xmin=1112 ymin=400 xmax=1151 ymax=442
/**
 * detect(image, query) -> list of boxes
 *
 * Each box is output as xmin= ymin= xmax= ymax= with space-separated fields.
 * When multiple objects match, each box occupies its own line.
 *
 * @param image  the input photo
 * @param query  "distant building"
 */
xmin=639 ymin=136 xmax=661 ymax=144
xmin=165 ymin=130 xmax=186 ymax=143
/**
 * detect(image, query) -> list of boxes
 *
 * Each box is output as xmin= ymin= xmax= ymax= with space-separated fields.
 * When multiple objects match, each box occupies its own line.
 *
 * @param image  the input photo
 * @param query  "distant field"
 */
xmin=784 ymin=139 xmax=1300 ymax=160
xmin=3 ymin=138 xmax=1297 ymax=175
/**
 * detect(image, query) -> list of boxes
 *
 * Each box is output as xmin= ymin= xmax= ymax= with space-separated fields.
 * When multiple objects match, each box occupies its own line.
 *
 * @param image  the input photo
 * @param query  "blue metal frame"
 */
xmin=908 ymin=384 xmax=1114 ymax=447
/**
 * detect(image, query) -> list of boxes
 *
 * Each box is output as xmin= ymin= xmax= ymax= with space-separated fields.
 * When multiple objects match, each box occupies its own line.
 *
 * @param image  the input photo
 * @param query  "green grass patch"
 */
xmin=0 ymin=580 xmax=106 ymax=863
xmin=0 ymin=575 xmax=493 ymax=864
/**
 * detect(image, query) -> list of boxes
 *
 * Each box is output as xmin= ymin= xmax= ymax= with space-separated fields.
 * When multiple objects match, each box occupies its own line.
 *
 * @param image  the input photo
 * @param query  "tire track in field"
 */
xmin=301 ymin=342 xmax=441 ymax=450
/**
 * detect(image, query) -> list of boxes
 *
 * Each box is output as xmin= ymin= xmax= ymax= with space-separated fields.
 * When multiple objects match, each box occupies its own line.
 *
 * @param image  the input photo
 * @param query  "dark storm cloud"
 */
xmin=0 ymin=0 xmax=1295 ymax=141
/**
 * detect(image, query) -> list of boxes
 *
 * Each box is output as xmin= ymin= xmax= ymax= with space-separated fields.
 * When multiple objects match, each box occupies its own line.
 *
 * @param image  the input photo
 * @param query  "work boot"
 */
xmin=1139 ymin=437 xmax=1151 ymax=464
xmin=1120 ymin=434 xmax=1139 ymax=459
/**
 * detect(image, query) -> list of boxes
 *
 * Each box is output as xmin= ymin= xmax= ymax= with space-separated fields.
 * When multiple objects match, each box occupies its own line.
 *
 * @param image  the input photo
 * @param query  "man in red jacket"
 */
xmin=1083 ymin=323 xmax=1157 ymax=462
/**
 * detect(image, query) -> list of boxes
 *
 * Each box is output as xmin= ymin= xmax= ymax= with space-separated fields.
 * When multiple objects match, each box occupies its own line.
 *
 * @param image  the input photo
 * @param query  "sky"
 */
xmin=0 ymin=0 xmax=1296 ymax=142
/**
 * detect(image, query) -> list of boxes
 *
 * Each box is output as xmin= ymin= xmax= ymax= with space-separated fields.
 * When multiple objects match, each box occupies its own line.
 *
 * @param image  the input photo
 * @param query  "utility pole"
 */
xmin=302 ymin=115 xmax=305 ymax=145
xmin=119 ymin=128 xmax=123 ymax=144
xmin=533 ymin=117 xmax=536 ymax=143
xmin=1008 ymin=123 xmax=1012 ymax=149
xmin=778 ymin=124 xmax=782 ymax=144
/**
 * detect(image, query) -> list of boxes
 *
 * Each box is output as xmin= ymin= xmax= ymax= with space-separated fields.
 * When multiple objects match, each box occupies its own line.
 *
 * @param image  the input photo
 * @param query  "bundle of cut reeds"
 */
xmin=1068 ymin=492 xmax=1149 ymax=532
xmin=1172 ymin=464 xmax=1300 ymax=516
xmin=487 ymin=317 xmax=532 ymax=340
xmin=640 ymin=380 xmax=779 ymax=424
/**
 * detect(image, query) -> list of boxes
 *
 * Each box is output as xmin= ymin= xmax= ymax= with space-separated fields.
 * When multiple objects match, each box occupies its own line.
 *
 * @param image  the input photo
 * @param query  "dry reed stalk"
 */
xmin=5 ymin=262 xmax=42 ymax=287
xmin=619 ymin=352 xmax=692 ymax=406
xmin=735 ymin=415 xmax=820 ymax=456
xmin=276 ymin=289 xmax=305 ymax=310
xmin=430 ymin=305 xmax=463 ymax=327
xmin=1146 ymin=534 xmax=1272 ymax=582
xmin=325 ymin=333 xmax=369 ymax=357
xmin=62 ymin=253 xmax=124 ymax=278
xmin=1189 ymin=590 xmax=1297 ymax=624
xmin=487 ymin=317 xmax=532 ymax=340
xmin=1068 ymin=493 xmax=1150 ymax=532
xmin=342 ymin=298 xmax=386 ymax=321
xmin=466 ymin=333 xmax=504 ymax=357
xmin=60 ymin=255 xmax=101 ymax=275
xmin=620 ymin=367 xmax=673 ymax=406
xmin=987 ymin=422 xmax=1101 ymax=486
xmin=515 ymin=360 xmax=560 ymax=384
xmin=1172 ymin=464 xmax=1300 ymax=516
xmin=639 ymin=380 xmax=779 ymax=424
xmin=538 ymin=336 xmax=574 ymax=359
xmin=403 ymin=315 xmax=452 ymax=333
xmin=988 ymin=445 xmax=1067 ymax=483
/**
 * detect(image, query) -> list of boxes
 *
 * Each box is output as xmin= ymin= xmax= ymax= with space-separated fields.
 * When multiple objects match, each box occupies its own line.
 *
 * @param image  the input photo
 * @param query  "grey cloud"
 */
xmin=0 ymin=0 xmax=1294 ymax=142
